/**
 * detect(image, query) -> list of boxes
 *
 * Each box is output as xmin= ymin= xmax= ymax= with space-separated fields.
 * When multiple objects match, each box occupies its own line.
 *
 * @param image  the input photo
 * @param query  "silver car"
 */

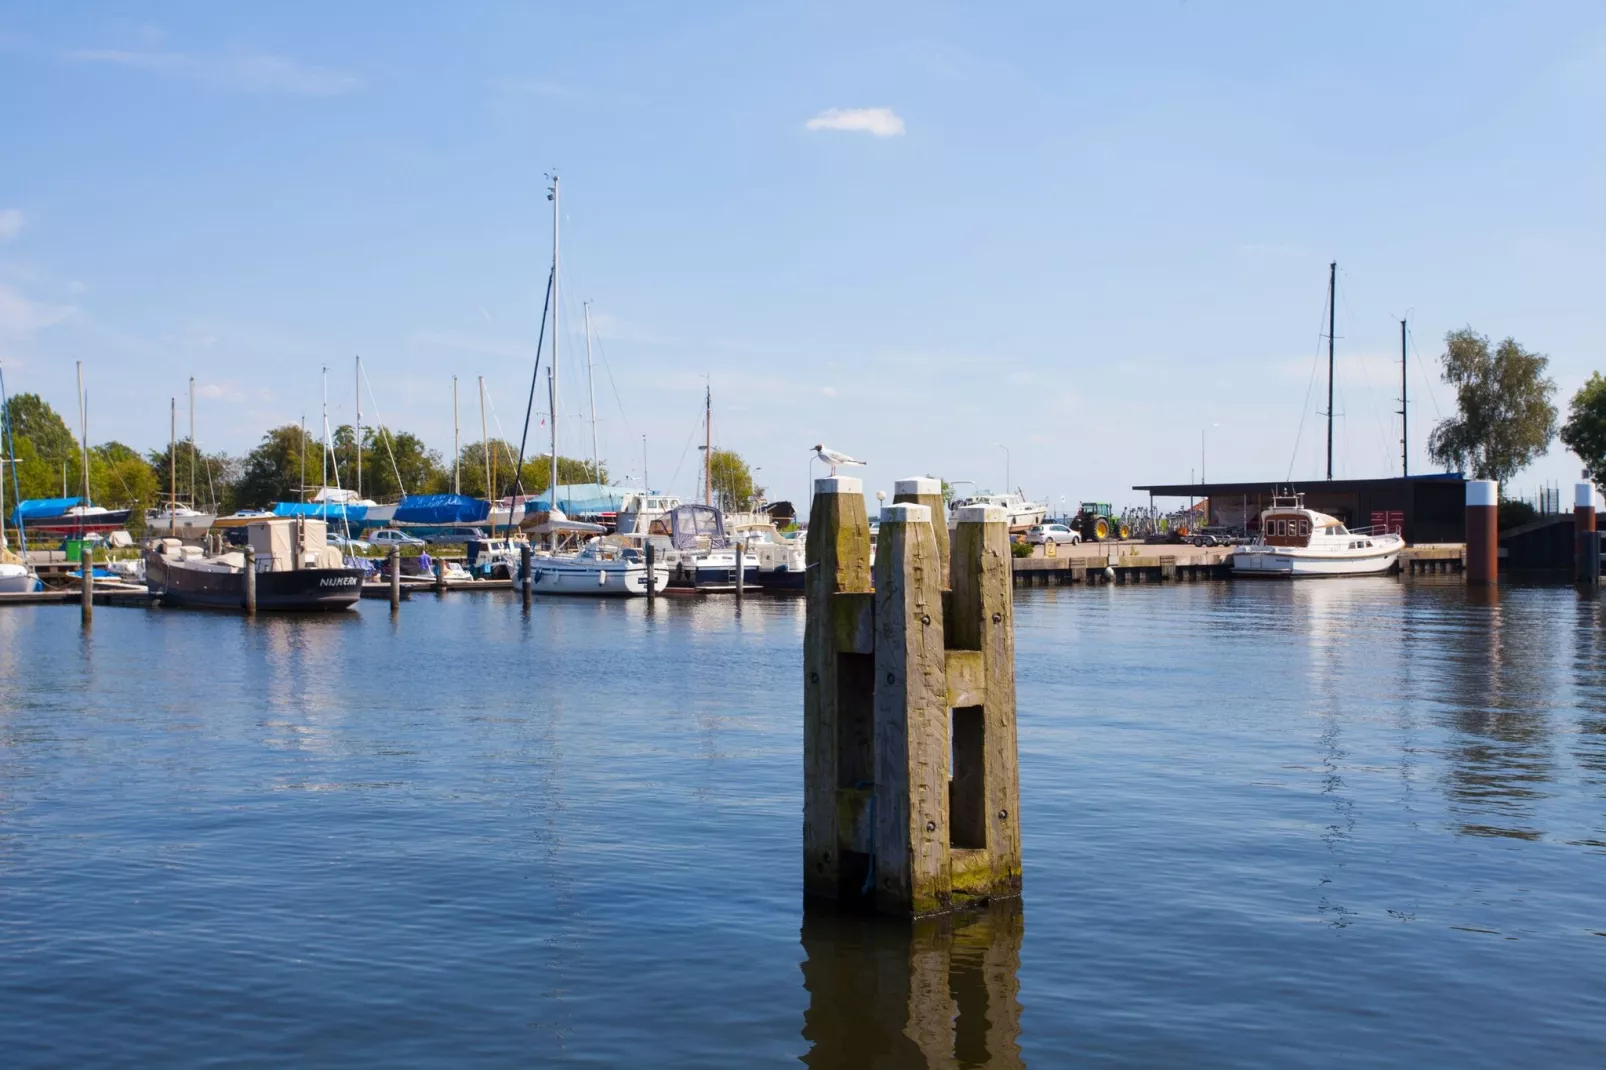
xmin=1026 ymin=523 xmax=1080 ymax=546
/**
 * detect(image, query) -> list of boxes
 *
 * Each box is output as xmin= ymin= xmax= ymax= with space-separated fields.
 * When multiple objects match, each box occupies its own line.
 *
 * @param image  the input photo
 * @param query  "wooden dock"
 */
xmin=0 ymin=583 xmax=154 ymax=606
xmin=1010 ymin=541 xmax=1466 ymax=585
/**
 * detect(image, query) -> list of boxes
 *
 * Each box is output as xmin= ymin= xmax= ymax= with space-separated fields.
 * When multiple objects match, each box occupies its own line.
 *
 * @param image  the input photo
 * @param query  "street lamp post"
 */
xmin=994 ymin=442 xmax=1010 ymax=492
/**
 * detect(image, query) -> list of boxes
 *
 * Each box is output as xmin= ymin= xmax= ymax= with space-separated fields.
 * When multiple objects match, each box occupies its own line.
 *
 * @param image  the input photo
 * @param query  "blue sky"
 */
xmin=2 ymin=2 xmax=1603 ymax=510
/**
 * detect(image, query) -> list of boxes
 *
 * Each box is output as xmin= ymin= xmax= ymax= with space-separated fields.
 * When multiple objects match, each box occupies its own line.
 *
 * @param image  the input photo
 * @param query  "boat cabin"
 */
xmin=1259 ymin=495 xmax=1350 ymax=550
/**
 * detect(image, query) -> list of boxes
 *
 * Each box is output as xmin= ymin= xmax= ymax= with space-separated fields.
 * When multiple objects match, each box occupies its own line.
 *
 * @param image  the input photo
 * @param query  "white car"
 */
xmin=1025 ymin=523 xmax=1081 ymax=546
xmin=367 ymin=529 xmax=425 ymax=548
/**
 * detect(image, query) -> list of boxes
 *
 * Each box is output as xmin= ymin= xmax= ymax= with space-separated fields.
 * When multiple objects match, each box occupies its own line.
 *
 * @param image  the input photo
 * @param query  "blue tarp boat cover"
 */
xmin=10 ymin=497 xmax=81 ymax=525
xmin=527 ymin=483 xmax=630 ymax=516
xmin=393 ymin=494 xmax=490 ymax=525
xmin=272 ymin=502 xmax=370 ymax=523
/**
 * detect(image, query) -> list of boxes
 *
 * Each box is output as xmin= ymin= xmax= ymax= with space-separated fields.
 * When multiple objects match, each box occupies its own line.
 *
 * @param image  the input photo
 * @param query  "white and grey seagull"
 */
xmin=811 ymin=444 xmax=867 ymax=476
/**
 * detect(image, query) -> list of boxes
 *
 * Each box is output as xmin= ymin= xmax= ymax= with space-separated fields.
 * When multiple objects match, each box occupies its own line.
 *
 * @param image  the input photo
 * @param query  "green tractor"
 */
xmin=1073 ymin=502 xmax=1129 ymax=542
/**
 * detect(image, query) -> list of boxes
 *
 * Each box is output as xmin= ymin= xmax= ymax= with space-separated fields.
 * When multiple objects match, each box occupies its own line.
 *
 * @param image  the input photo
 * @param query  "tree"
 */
xmin=1427 ymin=328 xmax=1557 ymax=483
xmin=91 ymin=442 xmax=159 ymax=535
xmin=2 ymin=393 xmax=77 ymax=467
xmin=1560 ymin=373 xmax=1606 ymax=485
xmin=359 ymin=429 xmax=444 ymax=501
xmin=708 ymin=448 xmax=757 ymax=511
xmin=147 ymin=439 xmax=238 ymax=512
xmin=230 ymin=424 xmax=319 ymax=509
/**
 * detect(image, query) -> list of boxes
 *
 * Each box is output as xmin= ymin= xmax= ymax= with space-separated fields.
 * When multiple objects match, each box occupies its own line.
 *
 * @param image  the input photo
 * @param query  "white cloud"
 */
xmin=67 ymin=49 xmax=361 ymax=96
xmin=805 ymin=106 xmax=905 ymax=137
xmin=0 ymin=209 xmax=22 ymax=242
xmin=821 ymin=386 xmax=838 ymax=397
xmin=196 ymin=381 xmax=246 ymax=402
xmin=0 ymin=284 xmax=74 ymax=340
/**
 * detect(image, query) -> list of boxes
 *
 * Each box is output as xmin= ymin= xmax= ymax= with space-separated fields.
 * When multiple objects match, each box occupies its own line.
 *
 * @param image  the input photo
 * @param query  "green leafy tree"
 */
xmin=6 ymin=436 xmax=61 ymax=501
xmin=2 ymin=393 xmax=77 ymax=467
xmin=147 ymin=438 xmax=238 ymax=512
xmin=1427 ymin=328 xmax=1557 ymax=483
xmin=1560 ymin=373 xmax=1606 ymax=485
xmin=708 ymin=448 xmax=756 ymax=511
xmin=359 ymin=429 xmax=444 ymax=501
xmin=230 ymin=424 xmax=320 ymax=510
xmin=90 ymin=442 xmax=160 ymax=535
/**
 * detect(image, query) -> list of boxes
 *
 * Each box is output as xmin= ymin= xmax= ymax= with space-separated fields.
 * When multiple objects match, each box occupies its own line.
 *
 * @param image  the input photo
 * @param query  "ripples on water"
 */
xmin=1 ymin=580 xmax=1603 ymax=1066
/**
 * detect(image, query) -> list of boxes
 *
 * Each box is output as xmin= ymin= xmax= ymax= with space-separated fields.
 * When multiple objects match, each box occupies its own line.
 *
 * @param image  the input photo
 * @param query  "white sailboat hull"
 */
xmin=0 ymin=562 xmax=37 ymax=593
xmin=529 ymin=558 xmax=669 ymax=597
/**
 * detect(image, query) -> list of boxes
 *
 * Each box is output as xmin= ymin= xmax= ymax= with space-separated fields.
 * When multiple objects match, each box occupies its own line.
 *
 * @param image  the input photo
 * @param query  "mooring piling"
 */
xmin=389 ymin=547 xmax=401 ymax=611
xmin=79 ymin=547 xmax=92 ymax=627
xmin=434 ymin=557 xmax=446 ymax=594
xmin=645 ymin=542 xmax=657 ymax=603
xmin=892 ymin=476 xmax=949 ymax=581
xmin=1576 ymin=482 xmax=1598 ymax=586
xmin=243 ymin=545 xmax=257 ymax=615
xmin=803 ymin=478 xmax=1021 ymax=918
xmin=520 ymin=543 xmax=533 ymax=609
xmin=735 ymin=539 xmax=746 ymax=603
xmin=1466 ymin=480 xmax=1498 ymax=585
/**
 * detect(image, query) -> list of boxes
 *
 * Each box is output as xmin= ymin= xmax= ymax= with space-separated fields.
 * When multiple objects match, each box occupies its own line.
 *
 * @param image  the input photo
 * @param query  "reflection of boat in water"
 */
xmin=145 ymin=517 xmax=363 ymax=610
xmin=529 ymin=540 xmax=668 ymax=596
xmin=1231 ymin=494 xmax=1403 ymax=577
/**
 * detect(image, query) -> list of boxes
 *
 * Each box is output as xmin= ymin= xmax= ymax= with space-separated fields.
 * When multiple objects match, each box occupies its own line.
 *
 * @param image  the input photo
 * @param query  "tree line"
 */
xmin=0 ymin=395 xmax=628 ymax=534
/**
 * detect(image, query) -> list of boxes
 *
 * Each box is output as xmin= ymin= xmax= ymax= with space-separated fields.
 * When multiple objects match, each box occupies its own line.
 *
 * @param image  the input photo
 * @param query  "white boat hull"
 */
xmin=529 ymin=558 xmax=669 ymax=597
xmin=0 ymin=563 xmax=38 ymax=593
xmin=1231 ymin=545 xmax=1401 ymax=577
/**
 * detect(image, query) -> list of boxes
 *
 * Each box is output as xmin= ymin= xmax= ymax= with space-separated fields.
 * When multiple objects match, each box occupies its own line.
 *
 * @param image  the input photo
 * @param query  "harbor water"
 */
xmin=2 ymin=579 xmax=1603 ymax=1066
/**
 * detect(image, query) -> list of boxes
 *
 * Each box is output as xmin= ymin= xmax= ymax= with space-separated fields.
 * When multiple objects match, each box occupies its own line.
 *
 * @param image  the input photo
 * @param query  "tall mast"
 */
xmin=452 ymin=375 xmax=460 ymax=495
xmin=76 ymin=362 xmax=88 ymax=534
xmin=1400 ymin=318 xmax=1409 ymax=478
xmin=1325 ymin=260 xmax=1336 ymax=482
xmin=548 ymin=365 xmax=558 ymax=511
xmin=704 ymin=383 xmax=712 ymax=506
xmin=479 ymin=375 xmax=491 ymax=500
xmin=642 ymin=433 xmax=649 ymax=492
xmin=321 ymin=366 xmax=329 ymax=494
xmin=355 ymin=355 xmax=362 ymax=498
xmin=169 ymin=397 xmax=177 ymax=534
xmin=299 ymin=414 xmax=307 ymax=502
xmin=188 ymin=376 xmax=196 ymax=509
xmin=584 ymin=300 xmax=600 ymax=485
xmin=549 ymin=173 xmax=560 ymax=510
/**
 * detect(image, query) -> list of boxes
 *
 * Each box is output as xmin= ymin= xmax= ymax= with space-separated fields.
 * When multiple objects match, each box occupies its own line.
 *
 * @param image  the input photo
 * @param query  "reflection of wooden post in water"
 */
xmin=800 ymin=899 xmax=1024 ymax=1069
xmin=804 ymin=479 xmax=1021 ymax=916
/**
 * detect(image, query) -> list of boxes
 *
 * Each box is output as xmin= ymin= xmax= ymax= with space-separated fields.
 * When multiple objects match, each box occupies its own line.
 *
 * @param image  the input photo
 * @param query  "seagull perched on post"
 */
xmin=812 ymin=444 xmax=867 ymax=476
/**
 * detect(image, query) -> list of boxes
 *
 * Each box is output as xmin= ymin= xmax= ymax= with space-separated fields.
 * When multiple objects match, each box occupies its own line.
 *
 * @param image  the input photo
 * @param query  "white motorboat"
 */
xmin=949 ymin=487 xmax=1046 ymax=532
xmin=729 ymin=520 xmax=805 ymax=591
xmin=1231 ymin=495 xmax=1403 ymax=577
xmin=529 ymin=540 xmax=668 ymax=596
xmin=616 ymin=492 xmax=682 ymax=535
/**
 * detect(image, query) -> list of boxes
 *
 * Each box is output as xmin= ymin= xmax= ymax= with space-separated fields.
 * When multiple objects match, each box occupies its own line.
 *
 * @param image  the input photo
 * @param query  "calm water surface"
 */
xmin=1 ymin=579 xmax=1603 ymax=1066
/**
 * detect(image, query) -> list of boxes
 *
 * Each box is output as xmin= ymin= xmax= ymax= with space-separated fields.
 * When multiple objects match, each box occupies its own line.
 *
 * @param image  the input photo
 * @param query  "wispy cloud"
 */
xmin=0 ymin=284 xmax=74 ymax=340
xmin=805 ymin=106 xmax=905 ymax=137
xmin=67 ymin=48 xmax=361 ymax=96
xmin=0 ymin=209 xmax=23 ymax=242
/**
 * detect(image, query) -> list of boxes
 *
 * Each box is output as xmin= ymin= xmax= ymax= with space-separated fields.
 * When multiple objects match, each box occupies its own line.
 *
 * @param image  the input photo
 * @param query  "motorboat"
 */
xmin=728 ymin=520 xmax=805 ymax=592
xmin=145 ymin=505 xmax=217 ymax=542
xmin=1231 ymin=495 xmax=1403 ymax=577
xmin=0 ymin=452 xmax=40 ymax=593
xmin=529 ymin=540 xmax=669 ymax=597
xmin=145 ymin=516 xmax=364 ymax=610
xmin=465 ymin=535 xmax=531 ymax=579
xmin=948 ymin=487 xmax=1046 ymax=532
xmin=615 ymin=492 xmax=682 ymax=536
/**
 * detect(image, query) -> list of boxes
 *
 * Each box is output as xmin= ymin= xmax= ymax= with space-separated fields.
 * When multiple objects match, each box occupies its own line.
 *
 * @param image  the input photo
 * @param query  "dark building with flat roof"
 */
xmin=1133 ymin=474 xmax=1467 ymax=544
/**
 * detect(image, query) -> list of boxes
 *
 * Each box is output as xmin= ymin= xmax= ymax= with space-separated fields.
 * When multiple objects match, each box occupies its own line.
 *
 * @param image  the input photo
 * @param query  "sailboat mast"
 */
xmin=321 ymin=366 xmax=330 ymax=493
xmin=642 ymin=434 xmax=649 ymax=493
xmin=1400 ymin=318 xmax=1409 ymax=478
xmin=549 ymin=173 xmax=560 ymax=510
xmin=704 ymin=384 xmax=712 ymax=507
xmin=452 ymin=375 xmax=460 ymax=495
xmin=300 ymin=414 xmax=307 ymax=502
xmin=169 ymin=397 xmax=177 ymax=535
xmin=76 ymin=362 xmax=88 ymax=535
xmin=188 ymin=376 xmax=196 ymax=508
xmin=1326 ymin=260 xmax=1336 ymax=482
xmin=355 ymin=355 xmax=362 ymax=498
xmin=547 ymin=366 xmax=557 ymax=511
xmin=479 ymin=375 xmax=491 ymax=500
xmin=584 ymin=300 xmax=599 ymax=485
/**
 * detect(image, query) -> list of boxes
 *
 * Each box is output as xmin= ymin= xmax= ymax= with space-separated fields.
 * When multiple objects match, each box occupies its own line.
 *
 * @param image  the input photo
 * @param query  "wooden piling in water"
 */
xmin=434 ymin=556 xmax=446 ymax=593
xmin=79 ymin=545 xmax=92 ymax=627
xmin=1466 ymin=480 xmax=1498 ymax=586
xmin=243 ymin=545 xmax=257 ymax=615
xmin=735 ymin=539 xmax=746 ymax=603
xmin=645 ymin=542 xmax=657 ymax=603
xmin=803 ymin=479 xmax=1021 ymax=918
xmin=1576 ymin=482 xmax=1597 ymax=586
xmin=521 ymin=543 xmax=533 ymax=608
xmin=389 ymin=547 xmax=401 ymax=611
xmin=892 ymin=477 xmax=949 ymax=582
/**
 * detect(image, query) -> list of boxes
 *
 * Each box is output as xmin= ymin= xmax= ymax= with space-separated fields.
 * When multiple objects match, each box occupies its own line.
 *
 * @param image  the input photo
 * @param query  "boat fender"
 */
xmin=1103 ymin=566 xmax=1116 ymax=580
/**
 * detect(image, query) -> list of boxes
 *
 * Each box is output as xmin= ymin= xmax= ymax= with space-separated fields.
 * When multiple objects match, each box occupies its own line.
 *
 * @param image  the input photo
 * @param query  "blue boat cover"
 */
xmin=272 ymin=502 xmax=370 ymax=523
xmin=393 ymin=493 xmax=490 ymax=524
xmin=527 ymin=483 xmax=630 ymax=516
xmin=10 ymin=497 xmax=81 ymax=525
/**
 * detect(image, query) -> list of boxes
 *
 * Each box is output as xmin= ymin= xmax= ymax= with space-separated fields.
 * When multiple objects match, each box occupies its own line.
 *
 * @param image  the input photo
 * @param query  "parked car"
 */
xmin=368 ymin=529 xmax=426 ymax=548
xmin=422 ymin=526 xmax=489 ymax=545
xmin=329 ymin=533 xmax=371 ymax=552
xmin=1025 ymin=523 xmax=1081 ymax=546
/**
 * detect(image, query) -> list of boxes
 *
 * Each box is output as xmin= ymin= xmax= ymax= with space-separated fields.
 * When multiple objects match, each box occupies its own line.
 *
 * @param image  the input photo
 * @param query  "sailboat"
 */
xmin=146 ymin=386 xmax=216 ymax=541
xmin=0 ymin=363 xmax=40 ymax=592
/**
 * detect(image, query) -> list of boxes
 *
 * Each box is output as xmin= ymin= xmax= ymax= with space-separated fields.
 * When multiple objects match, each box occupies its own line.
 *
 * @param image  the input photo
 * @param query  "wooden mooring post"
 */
xmin=645 ymin=542 xmax=657 ymax=604
xmin=434 ymin=556 xmax=446 ymax=594
xmin=79 ymin=545 xmax=93 ymax=627
xmin=243 ymin=545 xmax=257 ymax=615
xmin=804 ymin=478 xmax=1021 ymax=918
xmin=520 ymin=543 xmax=533 ymax=609
xmin=389 ymin=547 xmax=402 ymax=612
